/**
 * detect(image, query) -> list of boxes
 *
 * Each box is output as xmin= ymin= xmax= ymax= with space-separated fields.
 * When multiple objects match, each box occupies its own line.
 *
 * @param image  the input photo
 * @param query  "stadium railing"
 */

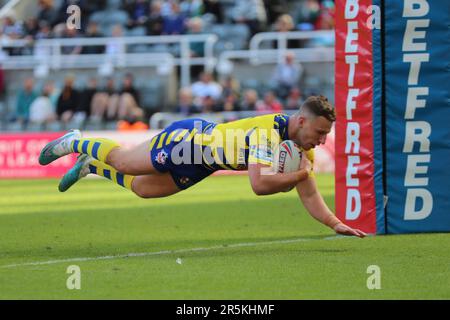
xmin=0 ymin=34 xmax=218 ymax=88
xmin=249 ymin=30 xmax=334 ymax=64
xmin=0 ymin=30 xmax=335 ymax=132
xmin=213 ymin=30 xmax=334 ymax=71
xmin=217 ymin=46 xmax=334 ymax=74
xmin=0 ymin=30 xmax=333 ymax=86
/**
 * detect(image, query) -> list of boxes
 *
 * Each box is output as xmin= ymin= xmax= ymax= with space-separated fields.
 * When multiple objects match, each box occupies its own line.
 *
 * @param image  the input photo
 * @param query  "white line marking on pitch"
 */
xmin=1 ymin=235 xmax=348 ymax=269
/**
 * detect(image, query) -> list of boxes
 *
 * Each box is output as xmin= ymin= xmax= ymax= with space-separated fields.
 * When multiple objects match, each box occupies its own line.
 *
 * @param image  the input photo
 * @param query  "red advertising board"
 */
xmin=0 ymin=132 xmax=77 ymax=178
xmin=335 ymin=0 xmax=377 ymax=233
xmin=0 ymin=129 xmax=336 ymax=179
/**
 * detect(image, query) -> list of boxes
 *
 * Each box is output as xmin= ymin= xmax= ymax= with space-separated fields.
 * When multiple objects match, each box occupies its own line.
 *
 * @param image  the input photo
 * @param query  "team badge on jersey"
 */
xmin=155 ymin=150 xmax=168 ymax=165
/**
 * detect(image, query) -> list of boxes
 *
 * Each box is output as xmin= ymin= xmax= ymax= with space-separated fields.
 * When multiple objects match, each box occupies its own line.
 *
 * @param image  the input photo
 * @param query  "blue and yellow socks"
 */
xmin=88 ymin=159 xmax=135 ymax=191
xmin=71 ymin=138 xmax=120 ymax=163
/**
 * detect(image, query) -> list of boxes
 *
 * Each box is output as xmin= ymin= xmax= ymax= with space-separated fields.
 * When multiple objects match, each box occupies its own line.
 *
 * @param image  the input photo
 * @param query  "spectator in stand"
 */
xmin=175 ymin=87 xmax=199 ymax=116
xmin=145 ymin=0 xmax=164 ymax=35
xmin=29 ymin=81 xmax=57 ymax=126
xmin=106 ymin=25 xmax=125 ymax=57
xmin=24 ymin=18 xmax=39 ymax=38
xmin=163 ymin=1 xmax=187 ymax=35
xmin=51 ymin=23 xmax=66 ymax=38
xmin=295 ymin=0 xmax=321 ymax=31
xmin=180 ymin=0 xmax=203 ymax=18
xmin=201 ymin=95 xmax=218 ymax=113
xmin=271 ymin=51 xmax=303 ymax=100
xmin=263 ymin=0 xmax=285 ymax=25
xmin=0 ymin=28 xmax=10 ymax=47
xmin=160 ymin=0 xmax=174 ymax=17
xmin=275 ymin=13 xmax=294 ymax=33
xmin=91 ymin=74 xmax=143 ymax=121
xmin=82 ymin=0 xmax=107 ymax=21
xmin=203 ymin=0 xmax=223 ymax=23
xmin=219 ymin=76 xmax=241 ymax=112
xmin=187 ymin=17 xmax=205 ymax=79
xmin=123 ymin=0 xmax=135 ymax=27
xmin=60 ymin=26 xmax=82 ymax=55
xmin=273 ymin=14 xmax=299 ymax=48
xmin=81 ymin=22 xmax=105 ymax=54
xmin=37 ymin=0 xmax=58 ymax=28
xmin=241 ymin=89 xmax=264 ymax=111
xmin=305 ymin=0 xmax=335 ymax=47
xmin=317 ymin=1 xmax=335 ymax=30
xmin=123 ymin=0 xmax=150 ymax=29
xmin=187 ymin=17 xmax=204 ymax=57
xmin=2 ymin=14 xmax=23 ymax=39
xmin=285 ymin=87 xmax=304 ymax=110
xmin=220 ymin=75 xmax=240 ymax=100
xmin=259 ymin=91 xmax=283 ymax=113
xmin=34 ymin=21 xmax=53 ymax=58
xmin=2 ymin=14 xmax=24 ymax=55
xmin=191 ymin=72 xmax=222 ymax=109
xmin=47 ymin=79 xmax=60 ymax=107
xmin=78 ymin=77 xmax=98 ymax=119
xmin=90 ymin=77 xmax=117 ymax=121
xmin=309 ymin=1 xmax=335 ymax=47
xmin=35 ymin=21 xmax=53 ymax=40
xmin=56 ymin=74 xmax=80 ymax=125
xmin=116 ymin=73 xmax=144 ymax=121
xmin=21 ymin=18 xmax=38 ymax=55
xmin=222 ymin=92 xmax=241 ymax=112
xmin=15 ymin=77 xmax=38 ymax=125
xmin=229 ymin=0 xmax=267 ymax=36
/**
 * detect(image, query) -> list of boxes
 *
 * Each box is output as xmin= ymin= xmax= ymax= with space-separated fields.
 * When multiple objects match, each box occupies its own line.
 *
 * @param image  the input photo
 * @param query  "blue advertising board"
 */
xmin=383 ymin=0 xmax=450 ymax=233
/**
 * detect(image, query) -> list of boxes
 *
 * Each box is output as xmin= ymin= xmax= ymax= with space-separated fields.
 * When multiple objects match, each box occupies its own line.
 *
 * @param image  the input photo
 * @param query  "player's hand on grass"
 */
xmin=333 ymin=223 xmax=367 ymax=238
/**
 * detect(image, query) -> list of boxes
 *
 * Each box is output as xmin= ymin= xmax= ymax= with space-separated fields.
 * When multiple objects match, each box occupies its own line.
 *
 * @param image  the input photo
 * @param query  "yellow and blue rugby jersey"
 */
xmin=148 ymin=114 xmax=315 ymax=190
xmin=188 ymin=114 xmax=315 ymax=173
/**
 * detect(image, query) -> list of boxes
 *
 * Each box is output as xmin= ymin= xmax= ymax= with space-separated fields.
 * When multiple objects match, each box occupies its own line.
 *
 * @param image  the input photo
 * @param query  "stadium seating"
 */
xmin=211 ymin=24 xmax=251 ymax=53
xmin=0 ymin=0 xmax=336 ymax=132
xmin=90 ymin=9 xmax=129 ymax=36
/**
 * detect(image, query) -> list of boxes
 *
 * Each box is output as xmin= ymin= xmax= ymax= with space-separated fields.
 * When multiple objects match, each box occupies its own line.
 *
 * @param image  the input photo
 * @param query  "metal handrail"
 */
xmin=0 ymin=51 xmax=175 ymax=70
xmin=0 ymin=34 xmax=218 ymax=87
xmin=33 ymin=33 xmax=217 ymax=50
xmin=218 ymin=47 xmax=334 ymax=68
xmin=249 ymin=30 xmax=334 ymax=63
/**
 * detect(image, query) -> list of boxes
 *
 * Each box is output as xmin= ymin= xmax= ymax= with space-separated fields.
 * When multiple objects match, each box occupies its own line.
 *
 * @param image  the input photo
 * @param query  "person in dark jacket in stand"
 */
xmin=57 ymin=74 xmax=80 ymax=125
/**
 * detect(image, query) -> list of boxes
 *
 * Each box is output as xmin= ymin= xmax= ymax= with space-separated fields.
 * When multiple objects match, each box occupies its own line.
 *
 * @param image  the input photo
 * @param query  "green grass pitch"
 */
xmin=0 ymin=174 xmax=449 ymax=299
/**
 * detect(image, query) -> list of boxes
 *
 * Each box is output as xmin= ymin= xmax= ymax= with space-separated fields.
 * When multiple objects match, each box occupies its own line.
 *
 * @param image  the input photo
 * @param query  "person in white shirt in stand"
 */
xmin=29 ymin=81 xmax=57 ymax=126
xmin=271 ymin=51 xmax=303 ymax=99
xmin=106 ymin=25 xmax=125 ymax=57
xmin=190 ymin=72 xmax=222 ymax=110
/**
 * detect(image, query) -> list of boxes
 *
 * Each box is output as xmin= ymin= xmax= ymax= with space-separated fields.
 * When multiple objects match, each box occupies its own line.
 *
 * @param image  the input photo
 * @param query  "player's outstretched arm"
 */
xmin=248 ymin=163 xmax=308 ymax=196
xmin=296 ymin=176 xmax=367 ymax=238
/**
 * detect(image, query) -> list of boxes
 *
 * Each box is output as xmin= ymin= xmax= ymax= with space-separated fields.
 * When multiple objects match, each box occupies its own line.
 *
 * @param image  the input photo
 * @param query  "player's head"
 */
xmin=290 ymin=95 xmax=335 ymax=150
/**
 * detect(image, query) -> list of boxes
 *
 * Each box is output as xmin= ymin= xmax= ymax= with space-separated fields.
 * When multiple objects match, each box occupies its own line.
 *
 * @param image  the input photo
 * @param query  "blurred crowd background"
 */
xmin=0 ymin=0 xmax=335 ymax=131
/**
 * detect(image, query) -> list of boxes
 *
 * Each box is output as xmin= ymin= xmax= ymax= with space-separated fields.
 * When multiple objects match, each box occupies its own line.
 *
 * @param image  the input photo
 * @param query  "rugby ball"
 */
xmin=273 ymin=140 xmax=302 ymax=174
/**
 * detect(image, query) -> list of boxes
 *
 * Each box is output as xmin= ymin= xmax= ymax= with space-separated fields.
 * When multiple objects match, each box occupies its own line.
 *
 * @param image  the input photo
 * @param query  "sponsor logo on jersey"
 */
xmin=155 ymin=150 xmax=168 ymax=165
xmin=278 ymin=150 xmax=287 ymax=173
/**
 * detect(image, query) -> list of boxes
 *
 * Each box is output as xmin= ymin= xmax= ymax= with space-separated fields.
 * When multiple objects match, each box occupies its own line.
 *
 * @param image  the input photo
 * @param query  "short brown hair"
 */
xmin=300 ymin=95 xmax=336 ymax=122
